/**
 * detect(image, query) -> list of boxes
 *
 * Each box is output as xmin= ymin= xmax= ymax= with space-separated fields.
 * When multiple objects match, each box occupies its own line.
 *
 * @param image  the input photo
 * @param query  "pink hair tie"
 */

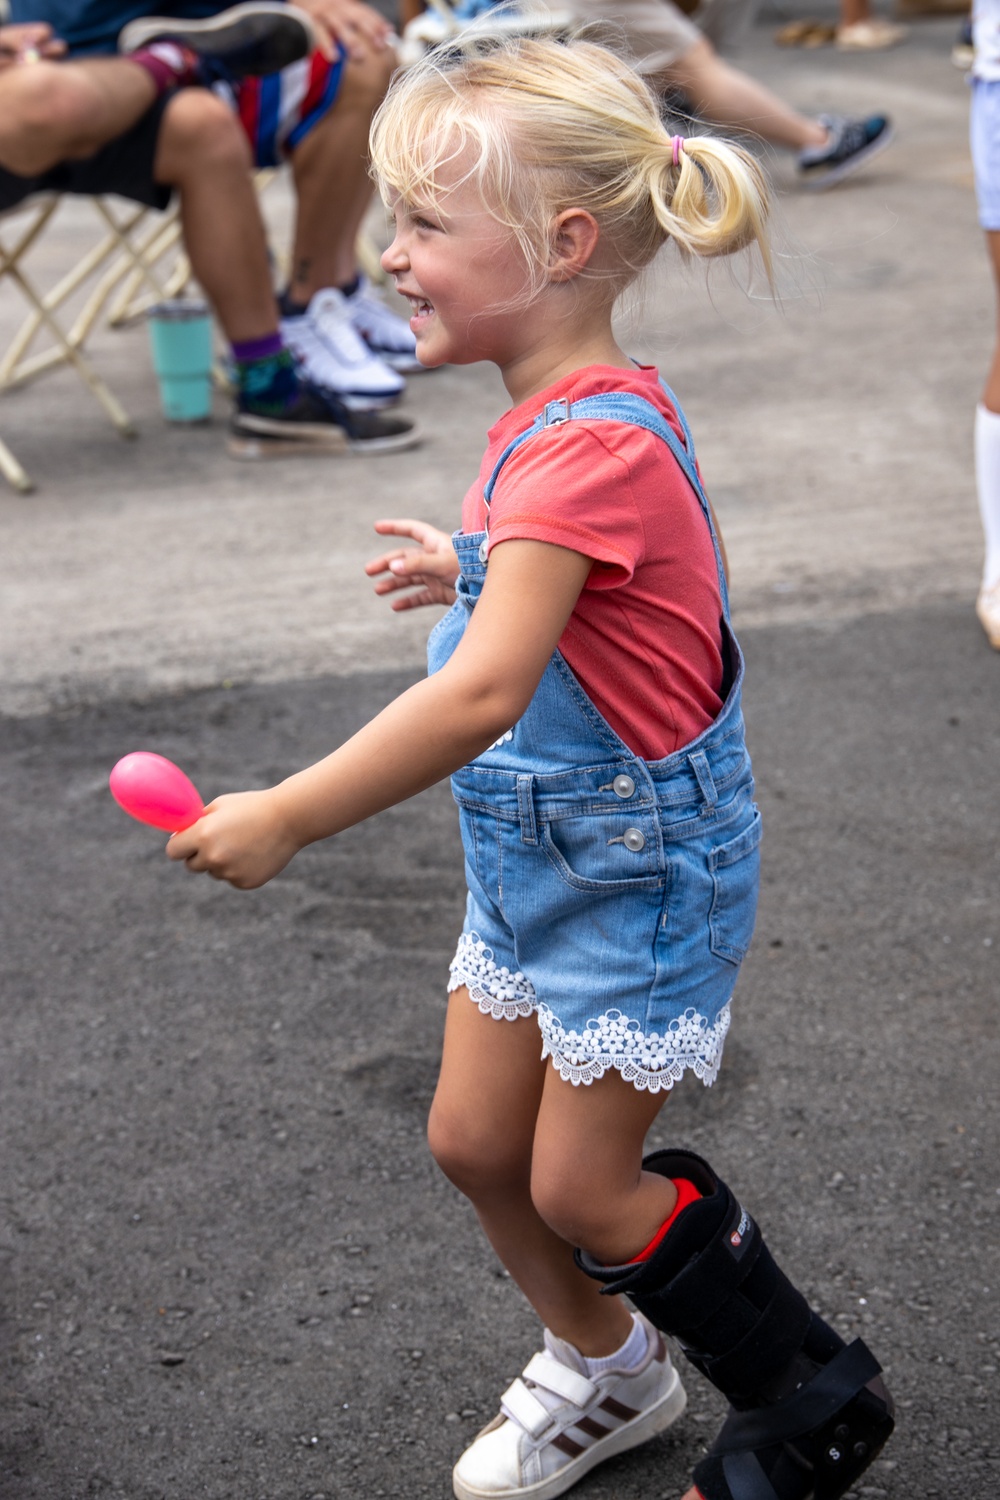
xmin=671 ymin=135 xmax=685 ymax=167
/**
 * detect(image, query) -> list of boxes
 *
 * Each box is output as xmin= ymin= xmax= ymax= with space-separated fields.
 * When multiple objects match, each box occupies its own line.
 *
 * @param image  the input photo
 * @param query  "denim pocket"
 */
xmin=541 ymin=817 xmax=666 ymax=892
xmin=707 ymin=806 xmax=762 ymax=964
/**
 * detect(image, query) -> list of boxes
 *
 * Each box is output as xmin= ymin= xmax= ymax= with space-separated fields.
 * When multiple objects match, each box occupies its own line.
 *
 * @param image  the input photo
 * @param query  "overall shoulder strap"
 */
xmin=479 ymin=384 xmax=731 ymax=617
xmin=483 ymin=388 xmax=704 ymax=505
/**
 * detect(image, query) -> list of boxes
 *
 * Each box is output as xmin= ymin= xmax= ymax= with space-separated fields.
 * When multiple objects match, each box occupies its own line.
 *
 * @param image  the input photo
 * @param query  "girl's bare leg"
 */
xmin=430 ymin=987 xmax=684 ymax=1356
xmin=430 ymin=988 xmax=643 ymax=1356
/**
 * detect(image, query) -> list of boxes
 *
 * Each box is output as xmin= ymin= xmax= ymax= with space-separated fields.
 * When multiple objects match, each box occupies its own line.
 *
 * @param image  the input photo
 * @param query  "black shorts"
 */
xmin=0 ymin=92 xmax=172 ymax=213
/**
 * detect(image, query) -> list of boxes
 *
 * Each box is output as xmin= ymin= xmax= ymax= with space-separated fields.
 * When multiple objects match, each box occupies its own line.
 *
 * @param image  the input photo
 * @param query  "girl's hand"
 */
xmin=165 ymin=789 xmax=302 ymax=890
xmin=365 ymin=518 xmax=460 ymax=610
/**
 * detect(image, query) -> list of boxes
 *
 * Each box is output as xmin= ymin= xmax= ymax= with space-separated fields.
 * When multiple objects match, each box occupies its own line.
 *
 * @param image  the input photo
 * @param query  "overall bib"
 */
xmin=428 ymin=385 xmax=762 ymax=1093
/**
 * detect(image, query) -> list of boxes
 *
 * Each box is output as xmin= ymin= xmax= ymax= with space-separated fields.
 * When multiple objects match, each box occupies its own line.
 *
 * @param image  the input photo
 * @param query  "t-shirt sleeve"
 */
xmin=483 ymin=424 xmax=646 ymax=590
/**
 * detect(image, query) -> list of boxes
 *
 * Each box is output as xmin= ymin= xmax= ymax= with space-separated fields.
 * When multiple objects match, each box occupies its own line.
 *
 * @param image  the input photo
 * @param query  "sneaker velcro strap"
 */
xmin=500 ymin=1378 xmax=558 ymax=1439
xmin=522 ymin=1353 xmax=598 ymax=1408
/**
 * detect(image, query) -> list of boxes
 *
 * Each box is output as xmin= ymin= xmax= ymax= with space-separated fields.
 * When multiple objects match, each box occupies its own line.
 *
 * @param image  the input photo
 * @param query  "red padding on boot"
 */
xmin=634 ymin=1177 xmax=703 ymax=1262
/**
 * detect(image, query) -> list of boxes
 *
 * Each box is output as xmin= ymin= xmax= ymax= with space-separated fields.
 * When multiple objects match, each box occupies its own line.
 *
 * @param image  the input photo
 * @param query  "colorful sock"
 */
xmin=633 ymin=1177 xmax=703 ymax=1263
xmin=582 ymin=1313 xmax=648 ymax=1377
xmin=232 ymin=333 xmax=284 ymax=363
xmin=127 ymin=41 xmax=201 ymax=95
xmin=233 ymin=346 xmax=302 ymax=415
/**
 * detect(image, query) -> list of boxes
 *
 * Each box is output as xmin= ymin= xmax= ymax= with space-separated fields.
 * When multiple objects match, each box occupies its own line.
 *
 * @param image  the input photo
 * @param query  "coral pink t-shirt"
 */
xmin=461 ymin=365 xmax=724 ymax=760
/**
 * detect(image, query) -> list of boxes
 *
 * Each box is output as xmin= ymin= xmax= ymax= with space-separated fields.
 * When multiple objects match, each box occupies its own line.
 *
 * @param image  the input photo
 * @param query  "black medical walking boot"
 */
xmin=576 ymin=1149 xmax=894 ymax=1500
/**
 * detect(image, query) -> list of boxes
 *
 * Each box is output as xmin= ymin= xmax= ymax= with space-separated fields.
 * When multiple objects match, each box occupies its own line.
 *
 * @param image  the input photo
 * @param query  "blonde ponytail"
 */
xmin=371 ymin=35 xmax=773 ymax=297
xmin=649 ymin=132 xmax=772 ymax=275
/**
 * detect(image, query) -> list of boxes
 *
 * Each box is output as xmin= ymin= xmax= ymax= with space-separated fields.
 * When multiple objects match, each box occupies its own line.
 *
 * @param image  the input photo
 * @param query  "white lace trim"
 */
xmin=448 ymin=932 xmax=536 ymax=1021
xmin=449 ymin=934 xmax=730 ymax=1090
xmin=537 ymin=1003 xmax=730 ymax=1093
xmin=488 ymin=728 xmax=514 ymax=751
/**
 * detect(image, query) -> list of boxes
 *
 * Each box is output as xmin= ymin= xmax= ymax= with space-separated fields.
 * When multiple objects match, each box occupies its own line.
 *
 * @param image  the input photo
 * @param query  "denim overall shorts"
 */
xmin=428 ymin=384 xmax=762 ymax=1092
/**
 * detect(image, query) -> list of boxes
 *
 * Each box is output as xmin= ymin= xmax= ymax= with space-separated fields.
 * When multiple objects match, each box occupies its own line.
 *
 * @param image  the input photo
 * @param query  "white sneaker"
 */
xmin=977 ymin=581 xmax=1000 ymax=649
xmin=343 ymin=275 xmax=425 ymax=373
xmin=279 ymin=288 xmax=405 ymax=410
xmin=452 ymin=1313 xmax=686 ymax=1500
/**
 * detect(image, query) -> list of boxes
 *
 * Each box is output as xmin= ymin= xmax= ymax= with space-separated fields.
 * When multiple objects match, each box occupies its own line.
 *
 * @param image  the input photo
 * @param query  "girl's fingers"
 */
xmin=364 ymin=547 xmax=411 ymax=576
xmin=372 ymin=517 xmax=431 ymax=542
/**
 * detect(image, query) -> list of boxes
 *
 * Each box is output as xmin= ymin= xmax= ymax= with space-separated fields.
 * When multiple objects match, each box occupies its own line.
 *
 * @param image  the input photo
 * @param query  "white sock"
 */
xmin=582 ymin=1313 xmax=648 ymax=1377
xmin=974 ymin=403 xmax=1000 ymax=589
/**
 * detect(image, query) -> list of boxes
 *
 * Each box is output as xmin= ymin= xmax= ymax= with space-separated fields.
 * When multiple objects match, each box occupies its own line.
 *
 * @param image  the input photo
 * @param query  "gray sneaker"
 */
xmin=118 ymin=1 xmax=316 ymax=78
xmin=797 ymin=113 xmax=894 ymax=190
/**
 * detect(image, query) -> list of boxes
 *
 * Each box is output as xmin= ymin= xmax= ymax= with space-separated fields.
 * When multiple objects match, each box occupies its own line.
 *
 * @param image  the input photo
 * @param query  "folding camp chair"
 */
xmin=0 ymin=192 xmax=176 ymax=490
xmin=0 ymin=173 xmax=390 ymax=491
xmin=0 ymin=187 xmax=219 ymax=491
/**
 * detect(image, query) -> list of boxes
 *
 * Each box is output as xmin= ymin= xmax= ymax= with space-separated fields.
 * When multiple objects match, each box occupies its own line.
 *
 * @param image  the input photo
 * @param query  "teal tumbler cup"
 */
xmin=146 ymin=299 xmax=213 ymax=422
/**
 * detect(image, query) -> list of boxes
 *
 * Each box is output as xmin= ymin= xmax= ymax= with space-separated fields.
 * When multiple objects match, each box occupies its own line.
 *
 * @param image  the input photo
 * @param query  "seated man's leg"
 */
xmin=154 ymin=86 xmax=275 ymax=344
xmin=150 ymin=84 xmax=417 ymax=455
xmin=0 ymin=56 xmax=158 ymax=178
xmin=267 ymin=46 xmax=424 ymax=393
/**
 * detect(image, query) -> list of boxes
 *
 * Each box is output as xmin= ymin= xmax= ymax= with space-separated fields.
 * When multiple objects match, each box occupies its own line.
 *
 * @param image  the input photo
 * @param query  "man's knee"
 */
xmin=336 ymin=45 xmax=396 ymax=116
xmin=0 ymin=63 xmax=97 ymax=174
xmin=155 ymin=87 xmax=253 ymax=184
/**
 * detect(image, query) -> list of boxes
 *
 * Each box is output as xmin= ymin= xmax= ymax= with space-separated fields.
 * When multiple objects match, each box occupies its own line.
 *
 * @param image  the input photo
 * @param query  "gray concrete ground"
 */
xmin=1 ymin=10 xmax=999 ymax=1499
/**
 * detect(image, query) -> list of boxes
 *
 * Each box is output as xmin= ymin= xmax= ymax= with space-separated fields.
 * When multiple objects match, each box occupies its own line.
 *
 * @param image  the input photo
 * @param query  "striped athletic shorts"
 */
xmin=214 ymin=48 xmax=345 ymax=167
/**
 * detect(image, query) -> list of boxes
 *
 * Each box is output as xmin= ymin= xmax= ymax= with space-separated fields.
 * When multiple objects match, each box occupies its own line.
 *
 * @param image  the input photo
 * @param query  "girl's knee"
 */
xmin=427 ymin=1096 xmax=529 ymax=1199
xmin=529 ymin=1154 xmax=624 ymax=1252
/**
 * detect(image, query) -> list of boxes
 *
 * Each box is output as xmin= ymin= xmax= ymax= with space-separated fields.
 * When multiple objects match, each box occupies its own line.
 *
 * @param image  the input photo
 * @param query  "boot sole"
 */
xmin=452 ymin=1365 xmax=686 ymax=1500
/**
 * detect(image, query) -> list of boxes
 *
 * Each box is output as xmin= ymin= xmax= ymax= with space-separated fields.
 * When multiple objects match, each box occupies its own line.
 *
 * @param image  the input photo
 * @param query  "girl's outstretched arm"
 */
xmin=166 ymin=538 xmax=593 ymax=889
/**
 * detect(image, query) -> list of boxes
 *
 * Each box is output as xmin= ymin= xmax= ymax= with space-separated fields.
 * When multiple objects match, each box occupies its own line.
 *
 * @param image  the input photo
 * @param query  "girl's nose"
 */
xmin=381 ymin=234 xmax=408 ymax=276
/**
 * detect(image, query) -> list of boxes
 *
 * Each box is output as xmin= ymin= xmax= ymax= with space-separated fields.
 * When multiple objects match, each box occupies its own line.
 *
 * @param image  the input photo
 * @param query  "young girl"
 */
xmin=168 ymin=36 xmax=894 ymax=1500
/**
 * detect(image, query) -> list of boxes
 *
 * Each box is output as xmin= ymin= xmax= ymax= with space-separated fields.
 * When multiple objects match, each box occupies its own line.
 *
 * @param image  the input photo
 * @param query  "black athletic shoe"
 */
xmin=797 ymin=113 xmax=894 ymax=190
xmin=228 ymin=381 xmax=420 ymax=459
xmin=118 ymin=2 xmax=316 ymax=79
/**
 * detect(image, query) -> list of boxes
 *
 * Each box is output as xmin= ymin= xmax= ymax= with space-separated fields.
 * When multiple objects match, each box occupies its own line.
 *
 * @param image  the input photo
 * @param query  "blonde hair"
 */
xmin=370 ymin=35 xmax=772 ymax=301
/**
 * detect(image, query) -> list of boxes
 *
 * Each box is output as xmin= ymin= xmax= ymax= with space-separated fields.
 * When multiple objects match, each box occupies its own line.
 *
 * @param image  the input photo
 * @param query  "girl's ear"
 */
xmin=547 ymin=209 xmax=600 ymax=282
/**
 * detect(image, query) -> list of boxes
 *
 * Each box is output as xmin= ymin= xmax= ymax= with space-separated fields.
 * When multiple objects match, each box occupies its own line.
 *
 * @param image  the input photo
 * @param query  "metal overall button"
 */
xmin=612 ymin=774 xmax=635 ymax=799
xmin=478 ymin=539 xmax=489 ymax=563
xmin=623 ymin=828 xmax=646 ymax=852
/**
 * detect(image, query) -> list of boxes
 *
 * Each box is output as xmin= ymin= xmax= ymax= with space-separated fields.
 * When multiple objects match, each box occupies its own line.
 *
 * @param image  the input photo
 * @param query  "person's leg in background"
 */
xmin=835 ymin=0 xmax=908 ymax=52
xmin=564 ymin=0 xmax=893 ymax=189
xmin=0 ymin=46 xmax=185 ymax=176
xmin=971 ymin=77 xmax=1000 ymax=647
xmin=151 ymin=83 xmax=418 ymax=453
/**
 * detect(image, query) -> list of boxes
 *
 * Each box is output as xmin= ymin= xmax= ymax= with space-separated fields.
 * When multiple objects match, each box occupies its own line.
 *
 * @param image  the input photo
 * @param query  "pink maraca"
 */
xmin=110 ymin=751 xmax=204 ymax=833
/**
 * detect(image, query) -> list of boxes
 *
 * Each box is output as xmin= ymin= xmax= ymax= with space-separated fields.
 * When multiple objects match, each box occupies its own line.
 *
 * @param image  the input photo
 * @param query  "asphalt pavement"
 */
xmin=2 ymin=11 xmax=999 ymax=1499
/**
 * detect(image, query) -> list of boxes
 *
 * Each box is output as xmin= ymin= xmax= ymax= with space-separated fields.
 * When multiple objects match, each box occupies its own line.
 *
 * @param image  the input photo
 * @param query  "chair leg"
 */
xmin=4 ymin=260 xmax=136 ymax=437
xmin=0 ymin=434 xmax=34 ymax=493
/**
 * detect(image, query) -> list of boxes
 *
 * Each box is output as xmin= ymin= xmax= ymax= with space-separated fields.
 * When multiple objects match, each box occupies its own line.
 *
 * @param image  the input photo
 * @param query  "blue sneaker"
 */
xmin=230 ymin=378 xmax=420 ymax=459
xmin=797 ymin=113 xmax=894 ymax=190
